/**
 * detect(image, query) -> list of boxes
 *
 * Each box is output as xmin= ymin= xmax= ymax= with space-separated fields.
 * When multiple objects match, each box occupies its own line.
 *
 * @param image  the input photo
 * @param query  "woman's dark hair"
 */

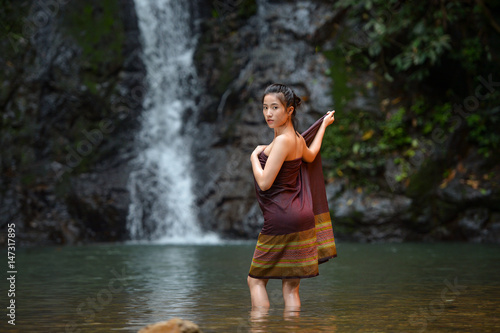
xmin=262 ymin=83 xmax=302 ymax=133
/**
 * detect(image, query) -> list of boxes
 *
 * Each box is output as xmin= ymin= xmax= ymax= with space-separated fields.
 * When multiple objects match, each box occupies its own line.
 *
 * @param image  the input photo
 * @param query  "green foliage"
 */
xmin=323 ymin=50 xmax=354 ymax=110
xmin=379 ymin=107 xmax=411 ymax=149
xmin=321 ymin=87 xmax=385 ymax=187
xmin=0 ymin=1 xmax=30 ymax=66
xmin=321 ymin=107 xmax=387 ymax=189
xmin=0 ymin=0 xmax=27 ymax=40
xmin=334 ymin=0 xmax=497 ymax=82
xmin=321 ymin=49 xmax=429 ymax=189
xmin=453 ymin=37 xmax=484 ymax=73
xmin=237 ymin=0 xmax=257 ymax=19
xmin=466 ymin=109 xmax=500 ymax=158
xmin=329 ymin=0 xmax=500 ymax=188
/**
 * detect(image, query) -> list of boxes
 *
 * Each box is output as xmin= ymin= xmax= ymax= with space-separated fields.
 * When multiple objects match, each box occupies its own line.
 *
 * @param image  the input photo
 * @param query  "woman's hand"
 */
xmin=322 ymin=110 xmax=335 ymax=127
xmin=252 ymin=145 xmax=267 ymax=157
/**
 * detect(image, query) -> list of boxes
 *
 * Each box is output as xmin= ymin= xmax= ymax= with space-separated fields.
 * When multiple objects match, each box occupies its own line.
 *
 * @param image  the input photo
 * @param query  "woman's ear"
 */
xmin=288 ymin=106 xmax=294 ymax=115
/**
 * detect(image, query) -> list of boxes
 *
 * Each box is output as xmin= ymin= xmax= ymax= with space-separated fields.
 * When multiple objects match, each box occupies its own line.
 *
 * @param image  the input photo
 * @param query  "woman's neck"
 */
xmin=273 ymin=119 xmax=294 ymax=138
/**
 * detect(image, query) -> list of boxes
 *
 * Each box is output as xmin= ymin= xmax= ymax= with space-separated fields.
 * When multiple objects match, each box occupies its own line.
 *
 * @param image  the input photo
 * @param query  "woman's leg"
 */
xmin=247 ymin=276 xmax=270 ymax=308
xmin=282 ymin=279 xmax=301 ymax=308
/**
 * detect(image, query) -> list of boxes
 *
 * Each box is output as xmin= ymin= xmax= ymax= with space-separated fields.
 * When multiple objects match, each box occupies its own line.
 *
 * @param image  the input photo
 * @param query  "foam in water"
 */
xmin=127 ymin=0 xmax=219 ymax=244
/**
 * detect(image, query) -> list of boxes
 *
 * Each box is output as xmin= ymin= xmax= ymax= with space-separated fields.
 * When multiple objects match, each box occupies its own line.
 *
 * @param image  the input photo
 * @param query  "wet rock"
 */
xmin=67 ymin=165 xmax=132 ymax=242
xmin=484 ymin=213 xmax=500 ymax=243
xmin=457 ymin=208 xmax=490 ymax=242
xmin=333 ymin=190 xmax=412 ymax=225
xmin=437 ymin=177 xmax=492 ymax=203
xmin=138 ymin=318 xmax=202 ymax=333
xmin=330 ymin=188 xmax=413 ymax=242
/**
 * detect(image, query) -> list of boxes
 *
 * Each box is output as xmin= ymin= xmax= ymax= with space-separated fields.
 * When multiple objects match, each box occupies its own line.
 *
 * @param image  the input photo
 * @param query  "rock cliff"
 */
xmin=0 ymin=0 xmax=145 ymax=245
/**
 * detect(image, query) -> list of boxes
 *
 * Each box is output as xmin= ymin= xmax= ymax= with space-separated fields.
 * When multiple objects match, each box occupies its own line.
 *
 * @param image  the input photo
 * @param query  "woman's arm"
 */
xmin=251 ymin=135 xmax=291 ymax=191
xmin=302 ymin=111 xmax=335 ymax=163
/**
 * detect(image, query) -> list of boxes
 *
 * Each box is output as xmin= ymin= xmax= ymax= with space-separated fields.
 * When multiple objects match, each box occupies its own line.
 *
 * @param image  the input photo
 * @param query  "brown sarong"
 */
xmin=248 ymin=115 xmax=337 ymax=279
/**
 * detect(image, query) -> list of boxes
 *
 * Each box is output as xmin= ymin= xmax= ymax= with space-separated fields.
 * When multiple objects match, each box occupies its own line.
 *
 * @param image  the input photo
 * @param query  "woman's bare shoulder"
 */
xmin=271 ymin=134 xmax=294 ymax=153
xmin=298 ymin=134 xmax=306 ymax=146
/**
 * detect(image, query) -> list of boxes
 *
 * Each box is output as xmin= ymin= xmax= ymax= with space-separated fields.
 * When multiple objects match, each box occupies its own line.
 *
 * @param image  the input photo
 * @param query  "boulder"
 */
xmin=138 ymin=318 xmax=202 ymax=333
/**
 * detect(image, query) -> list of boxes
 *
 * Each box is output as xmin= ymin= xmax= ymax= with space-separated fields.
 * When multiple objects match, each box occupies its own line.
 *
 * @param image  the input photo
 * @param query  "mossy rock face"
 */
xmin=237 ymin=0 xmax=257 ymax=19
xmin=0 ymin=0 xmax=144 ymax=246
xmin=194 ymin=5 xmax=256 ymax=98
xmin=210 ymin=0 xmax=257 ymax=21
xmin=61 ymin=0 xmax=124 ymax=74
xmin=406 ymin=158 xmax=445 ymax=199
xmin=0 ymin=0 xmax=30 ymax=59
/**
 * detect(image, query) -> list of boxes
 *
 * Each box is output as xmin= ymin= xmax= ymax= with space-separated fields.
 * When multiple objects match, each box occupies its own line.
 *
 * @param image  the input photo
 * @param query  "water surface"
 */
xmin=2 ymin=242 xmax=499 ymax=332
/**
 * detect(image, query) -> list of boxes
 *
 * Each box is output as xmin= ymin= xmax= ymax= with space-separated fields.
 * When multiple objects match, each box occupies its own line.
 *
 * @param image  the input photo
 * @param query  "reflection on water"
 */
xmin=1 ymin=242 xmax=499 ymax=332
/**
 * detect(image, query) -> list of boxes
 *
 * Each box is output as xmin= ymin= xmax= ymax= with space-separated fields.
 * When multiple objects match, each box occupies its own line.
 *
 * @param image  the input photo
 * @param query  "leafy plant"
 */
xmin=333 ymin=0 xmax=498 ymax=83
xmin=327 ymin=0 xmax=500 ymax=188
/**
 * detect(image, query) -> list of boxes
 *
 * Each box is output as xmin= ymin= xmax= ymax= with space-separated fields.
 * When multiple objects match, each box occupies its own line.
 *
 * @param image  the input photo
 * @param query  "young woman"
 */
xmin=247 ymin=83 xmax=337 ymax=309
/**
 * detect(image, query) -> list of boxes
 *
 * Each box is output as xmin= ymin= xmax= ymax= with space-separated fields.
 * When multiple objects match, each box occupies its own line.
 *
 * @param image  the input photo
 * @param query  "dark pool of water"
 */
xmin=1 ymin=242 xmax=499 ymax=332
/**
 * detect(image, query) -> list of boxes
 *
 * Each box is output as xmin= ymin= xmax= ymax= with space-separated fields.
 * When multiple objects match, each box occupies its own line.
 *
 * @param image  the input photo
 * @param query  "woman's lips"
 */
xmin=267 ymin=119 xmax=273 ymax=124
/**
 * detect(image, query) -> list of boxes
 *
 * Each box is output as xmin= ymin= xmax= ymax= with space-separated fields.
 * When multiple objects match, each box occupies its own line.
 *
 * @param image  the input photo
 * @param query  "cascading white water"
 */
xmin=127 ymin=0 xmax=218 ymax=243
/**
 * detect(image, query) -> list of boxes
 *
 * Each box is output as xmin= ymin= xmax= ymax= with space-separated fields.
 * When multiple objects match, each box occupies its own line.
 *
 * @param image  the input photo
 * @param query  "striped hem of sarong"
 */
xmin=319 ymin=253 xmax=338 ymax=264
xmin=314 ymin=211 xmax=337 ymax=263
xmin=248 ymin=272 xmax=319 ymax=280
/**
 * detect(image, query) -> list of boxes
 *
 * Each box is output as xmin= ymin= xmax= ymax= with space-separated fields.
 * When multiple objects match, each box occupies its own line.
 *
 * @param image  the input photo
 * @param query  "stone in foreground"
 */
xmin=138 ymin=318 xmax=202 ymax=333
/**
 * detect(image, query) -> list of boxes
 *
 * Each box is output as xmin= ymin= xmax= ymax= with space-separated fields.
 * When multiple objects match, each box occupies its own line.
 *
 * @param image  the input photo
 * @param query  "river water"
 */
xmin=2 ymin=242 xmax=499 ymax=332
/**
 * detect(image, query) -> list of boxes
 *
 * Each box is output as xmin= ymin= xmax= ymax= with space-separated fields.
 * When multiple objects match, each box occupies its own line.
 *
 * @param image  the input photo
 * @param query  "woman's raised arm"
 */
xmin=302 ymin=111 xmax=335 ymax=163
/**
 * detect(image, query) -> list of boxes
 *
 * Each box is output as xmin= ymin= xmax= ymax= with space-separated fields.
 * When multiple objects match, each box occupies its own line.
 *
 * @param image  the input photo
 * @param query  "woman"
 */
xmin=247 ymin=83 xmax=337 ymax=309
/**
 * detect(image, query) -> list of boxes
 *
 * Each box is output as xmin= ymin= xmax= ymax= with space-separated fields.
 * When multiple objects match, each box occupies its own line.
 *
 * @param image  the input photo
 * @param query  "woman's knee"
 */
xmin=248 ymin=276 xmax=268 ymax=288
xmin=282 ymin=279 xmax=300 ymax=291
xmin=247 ymin=275 xmax=253 ymax=287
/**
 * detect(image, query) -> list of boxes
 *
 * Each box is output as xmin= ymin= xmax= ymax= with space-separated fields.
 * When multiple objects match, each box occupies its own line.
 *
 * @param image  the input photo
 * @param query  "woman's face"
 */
xmin=262 ymin=93 xmax=292 ymax=129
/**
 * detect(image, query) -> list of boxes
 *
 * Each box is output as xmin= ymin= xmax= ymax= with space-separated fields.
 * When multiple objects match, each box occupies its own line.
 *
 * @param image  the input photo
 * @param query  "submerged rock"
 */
xmin=138 ymin=318 xmax=202 ymax=333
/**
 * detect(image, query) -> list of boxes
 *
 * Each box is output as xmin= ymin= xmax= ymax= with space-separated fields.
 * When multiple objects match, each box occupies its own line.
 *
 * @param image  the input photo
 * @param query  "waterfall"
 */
xmin=127 ymin=0 xmax=218 ymax=243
